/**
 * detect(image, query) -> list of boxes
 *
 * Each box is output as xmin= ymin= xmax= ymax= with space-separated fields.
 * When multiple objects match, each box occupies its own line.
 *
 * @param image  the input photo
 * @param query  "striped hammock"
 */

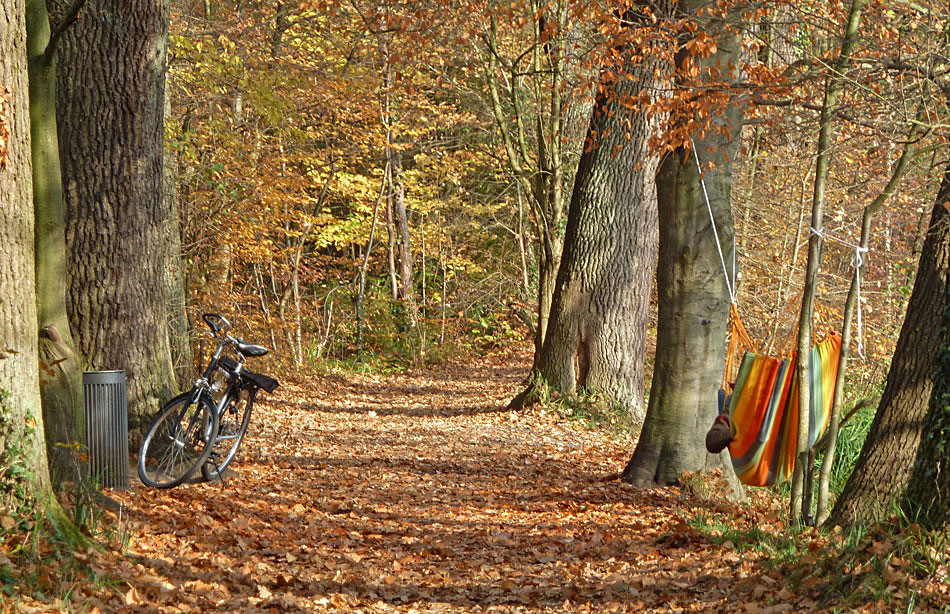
xmin=725 ymin=332 xmax=841 ymax=487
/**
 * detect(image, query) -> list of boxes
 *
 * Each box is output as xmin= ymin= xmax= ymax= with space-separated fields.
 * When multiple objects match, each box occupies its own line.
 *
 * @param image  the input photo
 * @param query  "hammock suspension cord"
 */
xmin=808 ymin=225 xmax=869 ymax=359
xmin=690 ymin=137 xmax=737 ymax=306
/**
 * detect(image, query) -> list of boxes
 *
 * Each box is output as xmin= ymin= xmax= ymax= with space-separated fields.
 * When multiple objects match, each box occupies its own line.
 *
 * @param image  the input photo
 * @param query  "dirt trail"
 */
xmin=62 ymin=352 xmax=789 ymax=612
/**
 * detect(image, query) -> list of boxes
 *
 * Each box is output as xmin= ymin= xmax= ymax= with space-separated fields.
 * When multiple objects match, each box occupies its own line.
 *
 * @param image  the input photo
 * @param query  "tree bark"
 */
xmin=393 ymin=154 xmax=414 ymax=304
xmin=534 ymin=43 xmax=663 ymax=421
xmin=829 ymin=164 xmax=950 ymax=528
xmin=54 ymin=0 xmax=177 ymax=435
xmin=622 ymin=0 xmax=743 ymax=487
xmin=26 ymin=0 xmax=86 ymax=484
xmin=903 ymin=234 xmax=950 ymax=529
xmin=0 ymin=0 xmax=80 ymax=540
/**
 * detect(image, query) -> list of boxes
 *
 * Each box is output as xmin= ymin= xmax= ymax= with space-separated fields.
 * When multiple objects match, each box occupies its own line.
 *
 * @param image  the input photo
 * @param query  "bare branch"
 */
xmin=44 ymin=0 xmax=87 ymax=66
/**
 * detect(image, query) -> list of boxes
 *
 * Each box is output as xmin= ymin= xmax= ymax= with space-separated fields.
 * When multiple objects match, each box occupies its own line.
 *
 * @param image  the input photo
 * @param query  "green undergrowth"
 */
xmin=523 ymin=374 xmax=641 ymax=440
xmin=688 ymin=489 xmax=950 ymax=612
xmin=553 ymin=393 xmax=640 ymax=440
xmin=299 ymin=283 xmax=526 ymax=374
xmin=0 ymin=474 xmax=128 ymax=611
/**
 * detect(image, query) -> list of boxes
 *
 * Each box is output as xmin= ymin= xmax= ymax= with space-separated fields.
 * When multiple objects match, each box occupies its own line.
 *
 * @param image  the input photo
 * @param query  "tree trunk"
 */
xmin=385 ymin=176 xmax=398 ymax=302
xmin=534 ymin=49 xmax=662 ymax=421
xmin=790 ymin=0 xmax=868 ymax=520
xmin=483 ymin=7 xmax=570 ymax=364
xmin=0 ymin=0 xmax=79 ymax=540
xmin=163 ymin=78 xmax=193 ymax=389
xmin=54 ymin=0 xmax=177 ymax=436
xmin=393 ymin=155 xmax=414 ymax=304
xmin=903 ymin=246 xmax=950 ymax=530
xmin=622 ymin=138 xmax=739 ymax=486
xmin=271 ymin=2 xmax=289 ymax=58
xmin=622 ymin=0 xmax=743 ymax=487
xmin=26 ymin=0 xmax=85 ymax=484
xmin=829 ymin=164 xmax=950 ymax=528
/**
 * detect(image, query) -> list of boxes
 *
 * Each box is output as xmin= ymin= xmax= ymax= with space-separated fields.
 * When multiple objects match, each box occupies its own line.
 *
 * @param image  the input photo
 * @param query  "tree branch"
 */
xmin=43 ymin=0 xmax=87 ymax=65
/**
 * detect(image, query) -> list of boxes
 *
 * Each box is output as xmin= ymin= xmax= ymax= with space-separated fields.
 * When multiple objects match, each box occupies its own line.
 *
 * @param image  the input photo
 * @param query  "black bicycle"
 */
xmin=137 ymin=313 xmax=279 ymax=488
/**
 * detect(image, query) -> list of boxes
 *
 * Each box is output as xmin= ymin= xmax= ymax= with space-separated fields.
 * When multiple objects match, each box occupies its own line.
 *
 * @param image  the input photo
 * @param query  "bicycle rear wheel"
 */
xmin=138 ymin=392 xmax=218 ymax=488
xmin=202 ymin=387 xmax=254 ymax=481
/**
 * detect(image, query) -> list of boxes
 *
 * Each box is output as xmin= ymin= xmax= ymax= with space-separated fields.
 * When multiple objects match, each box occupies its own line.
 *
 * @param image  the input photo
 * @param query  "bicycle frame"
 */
xmin=139 ymin=312 xmax=275 ymax=488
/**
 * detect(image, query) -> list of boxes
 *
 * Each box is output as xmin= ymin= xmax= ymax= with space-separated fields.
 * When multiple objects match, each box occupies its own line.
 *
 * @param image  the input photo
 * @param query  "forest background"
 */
xmin=173 ymin=0 xmax=923 ymax=377
xmin=2 ymin=0 xmax=950 ymax=608
xmin=157 ymin=0 xmax=950 ymax=519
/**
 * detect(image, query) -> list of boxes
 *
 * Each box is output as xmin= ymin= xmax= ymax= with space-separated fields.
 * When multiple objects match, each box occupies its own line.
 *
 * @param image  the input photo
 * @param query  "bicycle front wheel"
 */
xmin=201 ymin=387 xmax=254 ymax=481
xmin=138 ymin=392 xmax=218 ymax=488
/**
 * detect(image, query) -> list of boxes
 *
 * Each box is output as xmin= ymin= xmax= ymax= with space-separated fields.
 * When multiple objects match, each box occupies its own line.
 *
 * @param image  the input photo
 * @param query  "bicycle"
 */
xmin=137 ymin=313 xmax=279 ymax=488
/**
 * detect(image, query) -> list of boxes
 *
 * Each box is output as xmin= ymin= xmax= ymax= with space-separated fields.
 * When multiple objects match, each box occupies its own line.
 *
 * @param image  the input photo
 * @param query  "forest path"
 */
xmin=84 ymin=352 xmax=790 ymax=612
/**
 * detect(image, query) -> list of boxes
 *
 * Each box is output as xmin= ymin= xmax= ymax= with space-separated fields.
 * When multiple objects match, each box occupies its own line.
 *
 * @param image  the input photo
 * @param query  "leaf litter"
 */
xmin=8 ymin=350 xmax=949 ymax=612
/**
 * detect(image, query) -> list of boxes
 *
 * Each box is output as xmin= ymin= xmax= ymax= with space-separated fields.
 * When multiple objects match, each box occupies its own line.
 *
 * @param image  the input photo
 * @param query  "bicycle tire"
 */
xmin=138 ymin=392 xmax=219 ymax=488
xmin=201 ymin=387 xmax=254 ymax=482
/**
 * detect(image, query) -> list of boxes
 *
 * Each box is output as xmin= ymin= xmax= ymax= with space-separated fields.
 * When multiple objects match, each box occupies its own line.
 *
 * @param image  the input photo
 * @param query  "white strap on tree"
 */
xmin=690 ymin=137 xmax=737 ymax=305
xmin=809 ymin=226 xmax=869 ymax=359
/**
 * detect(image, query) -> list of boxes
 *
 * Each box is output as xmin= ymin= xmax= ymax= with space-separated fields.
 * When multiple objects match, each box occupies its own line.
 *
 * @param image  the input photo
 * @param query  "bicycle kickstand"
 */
xmin=208 ymin=459 xmax=227 ymax=489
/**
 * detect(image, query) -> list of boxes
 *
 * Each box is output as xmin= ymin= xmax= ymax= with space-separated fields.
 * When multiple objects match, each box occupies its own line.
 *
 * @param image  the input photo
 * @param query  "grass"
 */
xmin=541 ymin=387 xmax=641 ymax=441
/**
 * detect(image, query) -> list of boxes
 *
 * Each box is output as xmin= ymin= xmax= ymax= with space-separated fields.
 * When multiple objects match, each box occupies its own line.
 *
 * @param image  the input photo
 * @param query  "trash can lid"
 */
xmin=82 ymin=370 xmax=126 ymax=385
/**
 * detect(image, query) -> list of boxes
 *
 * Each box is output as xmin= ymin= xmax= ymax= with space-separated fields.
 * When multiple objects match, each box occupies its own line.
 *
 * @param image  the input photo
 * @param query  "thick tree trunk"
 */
xmin=829 ymin=165 xmax=950 ymax=528
xmin=622 ymin=1 xmax=743 ymax=487
xmin=54 ymin=0 xmax=177 ymax=436
xmin=904 ymin=255 xmax=950 ymax=530
xmin=26 ymin=0 xmax=85 ymax=484
xmin=622 ymin=138 xmax=738 ymax=486
xmin=535 ymin=52 xmax=662 ymax=421
xmin=0 ymin=0 xmax=78 ymax=539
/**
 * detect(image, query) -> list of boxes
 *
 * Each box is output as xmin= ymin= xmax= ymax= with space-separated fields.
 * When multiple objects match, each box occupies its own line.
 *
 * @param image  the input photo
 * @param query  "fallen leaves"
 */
xmin=6 ymin=350 xmax=948 ymax=613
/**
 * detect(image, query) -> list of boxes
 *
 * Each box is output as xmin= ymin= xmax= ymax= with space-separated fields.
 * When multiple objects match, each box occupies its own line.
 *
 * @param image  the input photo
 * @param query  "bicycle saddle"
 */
xmin=236 ymin=341 xmax=268 ymax=357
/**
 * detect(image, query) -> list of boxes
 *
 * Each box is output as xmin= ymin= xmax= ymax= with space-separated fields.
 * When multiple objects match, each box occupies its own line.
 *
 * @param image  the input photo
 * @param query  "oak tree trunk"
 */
xmin=829 ymin=165 xmax=950 ymax=527
xmin=535 ymin=51 xmax=662 ymax=421
xmin=903 ymin=249 xmax=950 ymax=530
xmin=54 ymin=0 xmax=177 ymax=436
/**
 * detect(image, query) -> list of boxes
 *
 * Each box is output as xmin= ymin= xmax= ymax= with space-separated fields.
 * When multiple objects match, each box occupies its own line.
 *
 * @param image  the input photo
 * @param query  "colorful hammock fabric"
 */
xmin=726 ymin=333 xmax=841 ymax=487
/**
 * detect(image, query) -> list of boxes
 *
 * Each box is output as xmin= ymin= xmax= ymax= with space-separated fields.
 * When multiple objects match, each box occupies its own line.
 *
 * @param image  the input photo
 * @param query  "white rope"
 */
xmin=690 ymin=137 xmax=736 ymax=305
xmin=810 ymin=226 xmax=869 ymax=359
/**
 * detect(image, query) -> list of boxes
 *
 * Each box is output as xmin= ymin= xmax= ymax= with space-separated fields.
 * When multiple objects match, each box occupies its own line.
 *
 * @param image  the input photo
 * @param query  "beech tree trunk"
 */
xmin=534 ymin=45 xmax=663 ymax=421
xmin=829 ymin=165 xmax=950 ymax=528
xmin=54 ymin=0 xmax=177 ymax=435
xmin=26 ymin=0 xmax=85 ymax=483
xmin=622 ymin=0 xmax=743 ymax=487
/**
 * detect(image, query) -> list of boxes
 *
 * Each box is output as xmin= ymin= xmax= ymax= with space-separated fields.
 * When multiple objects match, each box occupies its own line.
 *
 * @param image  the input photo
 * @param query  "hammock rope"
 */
xmin=689 ymin=140 xmax=861 ymax=487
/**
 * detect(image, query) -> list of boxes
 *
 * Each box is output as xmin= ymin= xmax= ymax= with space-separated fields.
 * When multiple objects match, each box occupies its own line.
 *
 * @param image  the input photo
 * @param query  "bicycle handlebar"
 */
xmin=202 ymin=312 xmax=231 ymax=334
xmin=202 ymin=312 xmax=269 ymax=359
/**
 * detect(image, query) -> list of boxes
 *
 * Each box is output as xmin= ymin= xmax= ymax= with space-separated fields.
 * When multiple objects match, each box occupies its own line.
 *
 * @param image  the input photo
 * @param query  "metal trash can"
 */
xmin=83 ymin=370 xmax=129 ymax=489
